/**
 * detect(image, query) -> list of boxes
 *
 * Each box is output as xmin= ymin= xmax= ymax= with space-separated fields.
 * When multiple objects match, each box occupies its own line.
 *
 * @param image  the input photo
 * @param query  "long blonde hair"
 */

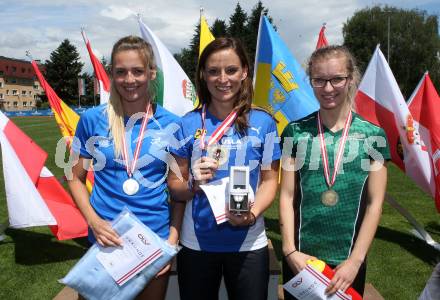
xmin=107 ymin=36 xmax=157 ymax=157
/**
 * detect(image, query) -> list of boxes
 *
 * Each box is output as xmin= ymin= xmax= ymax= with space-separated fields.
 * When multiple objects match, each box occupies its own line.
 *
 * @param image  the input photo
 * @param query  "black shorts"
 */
xmin=177 ymin=245 xmax=269 ymax=300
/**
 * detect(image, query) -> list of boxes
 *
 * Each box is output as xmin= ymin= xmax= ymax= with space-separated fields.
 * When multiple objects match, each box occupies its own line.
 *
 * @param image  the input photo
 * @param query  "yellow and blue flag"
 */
xmin=253 ymin=15 xmax=319 ymax=133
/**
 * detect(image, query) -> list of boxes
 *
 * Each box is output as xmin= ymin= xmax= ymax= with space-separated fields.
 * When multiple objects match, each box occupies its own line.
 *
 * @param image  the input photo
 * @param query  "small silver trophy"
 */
xmin=229 ymin=166 xmax=250 ymax=215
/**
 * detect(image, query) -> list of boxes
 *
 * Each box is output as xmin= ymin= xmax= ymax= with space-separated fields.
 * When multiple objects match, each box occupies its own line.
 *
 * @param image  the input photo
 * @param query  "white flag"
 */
xmin=138 ymin=16 xmax=195 ymax=116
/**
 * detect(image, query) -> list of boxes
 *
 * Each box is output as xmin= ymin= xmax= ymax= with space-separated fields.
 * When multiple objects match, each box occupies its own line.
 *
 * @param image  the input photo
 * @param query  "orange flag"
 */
xmin=30 ymin=61 xmax=94 ymax=192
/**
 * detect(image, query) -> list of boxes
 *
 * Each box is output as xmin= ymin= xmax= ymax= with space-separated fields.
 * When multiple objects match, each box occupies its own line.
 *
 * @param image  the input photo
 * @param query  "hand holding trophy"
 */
xmin=228 ymin=166 xmax=250 ymax=215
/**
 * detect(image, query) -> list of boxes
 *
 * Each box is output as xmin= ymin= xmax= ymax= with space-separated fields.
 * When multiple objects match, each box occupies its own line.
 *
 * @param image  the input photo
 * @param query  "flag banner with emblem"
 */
xmin=138 ymin=15 xmax=195 ymax=116
xmin=355 ymin=46 xmax=435 ymax=207
xmin=81 ymin=29 xmax=111 ymax=104
xmin=408 ymin=72 xmax=440 ymax=212
xmin=253 ymin=15 xmax=319 ymax=133
xmin=0 ymin=111 xmax=88 ymax=240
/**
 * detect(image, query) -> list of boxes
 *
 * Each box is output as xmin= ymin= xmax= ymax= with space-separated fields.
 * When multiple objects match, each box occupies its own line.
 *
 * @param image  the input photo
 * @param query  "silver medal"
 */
xmin=123 ymin=178 xmax=140 ymax=196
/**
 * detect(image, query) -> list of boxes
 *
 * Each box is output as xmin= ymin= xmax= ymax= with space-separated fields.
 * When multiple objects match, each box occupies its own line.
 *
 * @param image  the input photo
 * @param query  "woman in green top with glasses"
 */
xmin=279 ymin=45 xmax=390 ymax=298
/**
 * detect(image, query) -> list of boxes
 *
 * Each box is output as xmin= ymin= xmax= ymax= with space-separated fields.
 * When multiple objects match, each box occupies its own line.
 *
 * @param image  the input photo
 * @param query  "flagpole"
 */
xmin=252 ymin=13 xmax=264 ymax=87
xmin=93 ymin=78 xmax=96 ymax=107
xmin=0 ymin=222 xmax=6 ymax=242
xmin=78 ymin=77 xmax=81 ymax=108
xmin=386 ymin=194 xmax=440 ymax=251
xmin=387 ymin=14 xmax=390 ymax=62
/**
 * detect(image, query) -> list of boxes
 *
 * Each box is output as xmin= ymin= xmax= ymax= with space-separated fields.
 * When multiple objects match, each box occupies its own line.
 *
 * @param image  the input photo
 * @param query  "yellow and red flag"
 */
xmin=30 ymin=61 xmax=94 ymax=192
xmin=31 ymin=61 xmax=79 ymax=145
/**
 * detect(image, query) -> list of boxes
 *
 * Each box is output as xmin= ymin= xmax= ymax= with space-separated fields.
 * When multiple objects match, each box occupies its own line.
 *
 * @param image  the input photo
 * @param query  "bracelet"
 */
xmin=284 ymin=249 xmax=297 ymax=258
xmin=248 ymin=212 xmax=257 ymax=226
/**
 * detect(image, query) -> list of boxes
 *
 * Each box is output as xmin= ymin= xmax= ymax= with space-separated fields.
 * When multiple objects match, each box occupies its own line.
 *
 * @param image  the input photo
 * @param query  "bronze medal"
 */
xmin=317 ymin=111 xmax=352 ymax=208
xmin=321 ymin=189 xmax=339 ymax=206
xmin=207 ymin=144 xmax=228 ymax=166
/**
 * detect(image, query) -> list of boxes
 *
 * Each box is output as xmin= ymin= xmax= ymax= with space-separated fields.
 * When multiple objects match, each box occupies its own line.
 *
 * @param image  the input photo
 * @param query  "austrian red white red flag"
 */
xmin=407 ymin=72 xmax=440 ymax=212
xmin=81 ymin=29 xmax=110 ymax=104
xmin=0 ymin=111 xmax=88 ymax=239
xmin=355 ymin=46 xmax=434 ymax=202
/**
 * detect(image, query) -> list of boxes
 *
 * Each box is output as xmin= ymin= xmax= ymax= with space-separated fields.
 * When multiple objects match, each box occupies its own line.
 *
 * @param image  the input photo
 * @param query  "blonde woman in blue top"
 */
xmin=68 ymin=36 xmax=183 ymax=300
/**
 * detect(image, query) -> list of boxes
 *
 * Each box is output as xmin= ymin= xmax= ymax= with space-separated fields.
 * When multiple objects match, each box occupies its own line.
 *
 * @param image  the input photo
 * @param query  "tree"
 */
xmin=227 ymin=2 xmax=248 ymax=42
xmin=79 ymin=72 xmax=95 ymax=106
xmin=244 ymin=1 xmax=271 ymax=71
xmin=174 ymin=47 xmax=197 ymax=82
xmin=101 ymin=56 xmax=111 ymax=75
xmin=174 ymin=22 xmax=200 ymax=82
xmin=343 ymin=6 xmax=440 ymax=97
xmin=45 ymin=39 xmax=83 ymax=105
xmin=174 ymin=1 xmax=274 ymax=82
xmin=211 ymin=19 xmax=227 ymax=37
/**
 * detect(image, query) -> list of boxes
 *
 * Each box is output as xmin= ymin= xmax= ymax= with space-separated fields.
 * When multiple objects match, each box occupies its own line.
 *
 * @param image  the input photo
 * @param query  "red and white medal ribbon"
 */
xmin=121 ymin=103 xmax=151 ymax=178
xmin=317 ymin=110 xmax=352 ymax=189
xmin=199 ymin=104 xmax=237 ymax=150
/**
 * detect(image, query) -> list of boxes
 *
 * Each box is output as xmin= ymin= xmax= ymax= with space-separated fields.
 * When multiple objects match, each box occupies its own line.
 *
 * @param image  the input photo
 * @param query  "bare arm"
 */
xmin=279 ymin=156 xmax=316 ymax=274
xmin=167 ymin=155 xmax=192 ymax=202
xmin=155 ymin=200 xmax=186 ymax=277
xmin=67 ymin=156 xmax=121 ymax=247
xmin=327 ymin=161 xmax=387 ymax=294
xmin=253 ymin=160 xmax=280 ymax=217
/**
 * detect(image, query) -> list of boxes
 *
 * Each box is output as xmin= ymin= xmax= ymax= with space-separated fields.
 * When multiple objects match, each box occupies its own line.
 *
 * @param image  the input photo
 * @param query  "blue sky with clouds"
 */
xmin=0 ymin=0 xmax=438 ymax=73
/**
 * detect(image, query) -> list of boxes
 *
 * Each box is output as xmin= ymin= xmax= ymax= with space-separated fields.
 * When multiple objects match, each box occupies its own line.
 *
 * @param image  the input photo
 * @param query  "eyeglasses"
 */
xmin=310 ymin=76 xmax=349 ymax=88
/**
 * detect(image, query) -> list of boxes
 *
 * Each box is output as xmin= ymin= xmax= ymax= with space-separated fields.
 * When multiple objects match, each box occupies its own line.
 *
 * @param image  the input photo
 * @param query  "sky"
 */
xmin=1 ymin=0 xmax=439 ymax=74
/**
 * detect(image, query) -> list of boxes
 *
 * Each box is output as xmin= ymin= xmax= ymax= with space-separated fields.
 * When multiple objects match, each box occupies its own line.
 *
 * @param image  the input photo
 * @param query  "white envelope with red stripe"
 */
xmin=284 ymin=265 xmax=352 ymax=300
xmin=96 ymin=221 xmax=162 ymax=286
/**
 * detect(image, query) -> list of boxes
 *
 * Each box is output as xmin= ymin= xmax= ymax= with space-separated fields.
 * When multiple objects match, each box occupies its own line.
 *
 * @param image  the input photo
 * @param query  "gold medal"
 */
xmin=207 ymin=144 xmax=229 ymax=166
xmin=321 ymin=189 xmax=339 ymax=206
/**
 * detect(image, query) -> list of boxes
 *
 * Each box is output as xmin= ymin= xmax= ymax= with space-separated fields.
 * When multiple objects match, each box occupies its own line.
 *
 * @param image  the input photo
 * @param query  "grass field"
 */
xmin=0 ymin=116 xmax=439 ymax=299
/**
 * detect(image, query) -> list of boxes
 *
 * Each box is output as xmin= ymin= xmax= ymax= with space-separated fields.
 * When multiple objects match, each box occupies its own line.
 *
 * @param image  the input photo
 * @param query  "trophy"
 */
xmin=228 ymin=166 xmax=250 ymax=215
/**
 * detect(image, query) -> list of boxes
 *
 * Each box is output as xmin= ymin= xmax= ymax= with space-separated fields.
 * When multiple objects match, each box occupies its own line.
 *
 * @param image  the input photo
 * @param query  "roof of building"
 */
xmin=0 ymin=56 xmax=44 ymax=80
